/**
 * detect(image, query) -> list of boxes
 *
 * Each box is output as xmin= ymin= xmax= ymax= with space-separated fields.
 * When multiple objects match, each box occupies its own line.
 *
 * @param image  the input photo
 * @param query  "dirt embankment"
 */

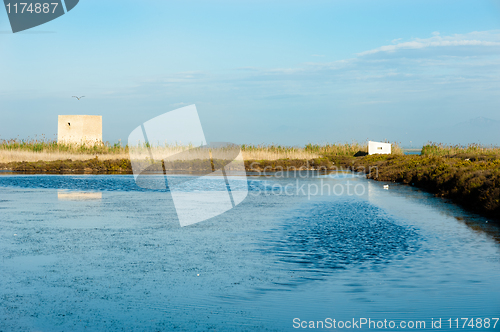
xmin=0 ymin=157 xmax=334 ymax=174
xmin=0 ymin=158 xmax=131 ymax=174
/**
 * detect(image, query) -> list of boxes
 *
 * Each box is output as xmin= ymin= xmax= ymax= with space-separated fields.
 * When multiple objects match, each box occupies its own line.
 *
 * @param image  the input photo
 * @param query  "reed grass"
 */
xmin=0 ymin=138 xmax=127 ymax=154
xmin=421 ymin=143 xmax=500 ymax=157
xmin=0 ymin=138 xmax=128 ymax=163
xmin=0 ymin=138 xmax=403 ymax=163
xmin=242 ymin=142 xmax=404 ymax=159
xmin=241 ymin=144 xmax=320 ymax=160
xmin=0 ymin=150 xmax=131 ymax=163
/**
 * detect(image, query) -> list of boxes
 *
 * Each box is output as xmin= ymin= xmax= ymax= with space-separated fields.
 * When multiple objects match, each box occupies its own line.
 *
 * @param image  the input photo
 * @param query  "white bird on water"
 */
xmin=72 ymin=96 xmax=85 ymax=100
xmin=383 ymin=185 xmax=389 ymax=190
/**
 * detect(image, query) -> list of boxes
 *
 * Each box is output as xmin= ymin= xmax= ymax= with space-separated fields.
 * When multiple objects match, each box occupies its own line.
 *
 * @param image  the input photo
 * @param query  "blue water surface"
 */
xmin=0 ymin=174 xmax=499 ymax=331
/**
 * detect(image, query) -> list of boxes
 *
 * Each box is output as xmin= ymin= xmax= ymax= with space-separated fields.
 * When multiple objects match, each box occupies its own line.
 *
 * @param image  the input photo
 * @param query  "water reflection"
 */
xmin=454 ymin=215 xmax=500 ymax=244
xmin=266 ymin=200 xmax=420 ymax=277
xmin=57 ymin=191 xmax=102 ymax=201
xmin=366 ymin=180 xmax=500 ymax=245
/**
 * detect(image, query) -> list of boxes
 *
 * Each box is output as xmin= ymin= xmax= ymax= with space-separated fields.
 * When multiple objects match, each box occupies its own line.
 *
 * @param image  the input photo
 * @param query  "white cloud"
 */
xmin=118 ymin=30 xmax=500 ymax=119
xmin=358 ymin=31 xmax=500 ymax=56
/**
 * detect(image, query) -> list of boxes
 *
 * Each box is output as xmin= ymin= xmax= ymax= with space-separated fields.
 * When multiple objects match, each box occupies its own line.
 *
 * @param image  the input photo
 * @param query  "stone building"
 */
xmin=57 ymin=115 xmax=102 ymax=145
xmin=368 ymin=141 xmax=392 ymax=155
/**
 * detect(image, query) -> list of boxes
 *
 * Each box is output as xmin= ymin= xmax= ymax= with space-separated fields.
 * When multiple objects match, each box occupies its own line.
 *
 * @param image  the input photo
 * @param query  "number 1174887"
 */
xmin=5 ymin=2 xmax=59 ymax=14
xmin=447 ymin=318 xmax=499 ymax=329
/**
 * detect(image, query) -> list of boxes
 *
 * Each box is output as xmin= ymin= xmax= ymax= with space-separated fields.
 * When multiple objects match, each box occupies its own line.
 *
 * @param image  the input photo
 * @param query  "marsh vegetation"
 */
xmin=0 ymin=139 xmax=403 ymax=162
xmin=343 ymin=147 xmax=500 ymax=220
xmin=1 ymin=139 xmax=498 ymax=219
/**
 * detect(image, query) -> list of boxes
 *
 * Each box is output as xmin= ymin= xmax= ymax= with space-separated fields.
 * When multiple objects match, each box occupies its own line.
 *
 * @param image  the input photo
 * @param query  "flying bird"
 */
xmin=72 ymin=96 xmax=85 ymax=100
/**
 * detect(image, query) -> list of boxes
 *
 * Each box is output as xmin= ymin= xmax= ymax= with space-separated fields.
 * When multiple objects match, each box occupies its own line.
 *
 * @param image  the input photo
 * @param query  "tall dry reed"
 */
xmin=0 ymin=139 xmax=403 ymax=163
xmin=421 ymin=143 xmax=500 ymax=157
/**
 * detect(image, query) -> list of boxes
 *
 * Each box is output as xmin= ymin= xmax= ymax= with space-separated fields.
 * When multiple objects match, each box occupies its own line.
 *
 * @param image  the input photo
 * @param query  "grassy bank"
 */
xmin=340 ymin=144 xmax=500 ymax=220
xmin=0 ymin=157 xmax=323 ymax=174
xmin=1 ymin=158 xmax=132 ymax=174
xmin=1 ymin=141 xmax=497 ymax=220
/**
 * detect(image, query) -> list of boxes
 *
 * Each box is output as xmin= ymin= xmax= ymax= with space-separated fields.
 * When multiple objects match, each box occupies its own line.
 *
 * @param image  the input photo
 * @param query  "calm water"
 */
xmin=404 ymin=151 xmax=421 ymax=155
xmin=0 ymin=174 xmax=499 ymax=331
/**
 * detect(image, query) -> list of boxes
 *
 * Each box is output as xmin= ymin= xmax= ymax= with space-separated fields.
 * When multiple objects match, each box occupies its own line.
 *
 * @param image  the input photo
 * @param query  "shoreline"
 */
xmin=1 ymin=155 xmax=499 ymax=221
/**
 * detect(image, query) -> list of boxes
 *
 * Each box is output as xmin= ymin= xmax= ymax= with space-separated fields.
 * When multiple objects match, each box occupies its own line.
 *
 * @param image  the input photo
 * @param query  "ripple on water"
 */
xmin=0 ymin=174 xmax=266 ymax=193
xmin=265 ymin=200 xmax=420 ymax=276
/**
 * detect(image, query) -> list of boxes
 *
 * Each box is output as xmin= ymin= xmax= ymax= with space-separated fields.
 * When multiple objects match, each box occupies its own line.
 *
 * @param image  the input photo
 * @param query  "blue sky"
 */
xmin=1 ymin=0 xmax=500 ymax=146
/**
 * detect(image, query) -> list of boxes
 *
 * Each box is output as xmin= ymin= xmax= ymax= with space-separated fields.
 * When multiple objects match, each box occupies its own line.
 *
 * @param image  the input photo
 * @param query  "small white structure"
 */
xmin=368 ymin=141 xmax=391 ymax=155
xmin=58 ymin=115 xmax=102 ymax=145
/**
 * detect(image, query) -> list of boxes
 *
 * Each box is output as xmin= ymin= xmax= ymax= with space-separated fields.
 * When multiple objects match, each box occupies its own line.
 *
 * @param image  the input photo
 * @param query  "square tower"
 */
xmin=58 ymin=115 xmax=102 ymax=145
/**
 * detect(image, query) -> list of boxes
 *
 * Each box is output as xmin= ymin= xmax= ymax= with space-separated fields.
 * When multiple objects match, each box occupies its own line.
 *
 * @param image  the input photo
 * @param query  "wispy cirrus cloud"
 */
xmin=119 ymin=31 xmax=500 ymax=103
xmin=358 ymin=30 xmax=500 ymax=56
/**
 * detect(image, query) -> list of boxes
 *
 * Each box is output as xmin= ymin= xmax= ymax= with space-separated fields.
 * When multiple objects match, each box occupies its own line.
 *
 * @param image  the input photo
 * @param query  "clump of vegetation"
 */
xmin=421 ymin=143 xmax=500 ymax=159
xmin=341 ymin=153 xmax=500 ymax=220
